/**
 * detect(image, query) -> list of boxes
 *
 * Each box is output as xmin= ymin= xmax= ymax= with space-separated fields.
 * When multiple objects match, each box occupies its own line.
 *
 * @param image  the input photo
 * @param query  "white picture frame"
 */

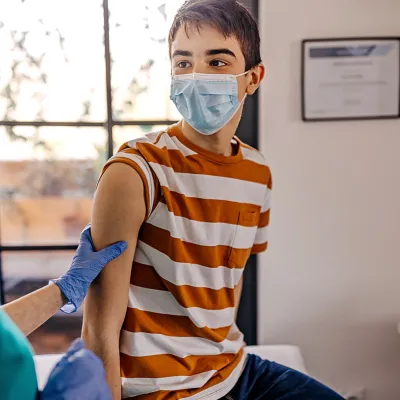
xmin=302 ymin=37 xmax=400 ymax=121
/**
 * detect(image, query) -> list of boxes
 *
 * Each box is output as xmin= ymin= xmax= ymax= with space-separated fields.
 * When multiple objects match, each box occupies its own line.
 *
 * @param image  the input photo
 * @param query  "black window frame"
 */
xmin=0 ymin=0 xmax=260 ymax=346
xmin=0 ymin=0 xmax=177 ymax=306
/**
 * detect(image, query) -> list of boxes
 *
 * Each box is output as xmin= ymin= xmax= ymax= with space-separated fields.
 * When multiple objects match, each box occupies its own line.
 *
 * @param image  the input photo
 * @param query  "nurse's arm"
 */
xmin=82 ymin=163 xmax=146 ymax=400
xmin=1 ymin=222 xmax=127 ymax=337
xmin=1 ymin=284 xmax=66 ymax=336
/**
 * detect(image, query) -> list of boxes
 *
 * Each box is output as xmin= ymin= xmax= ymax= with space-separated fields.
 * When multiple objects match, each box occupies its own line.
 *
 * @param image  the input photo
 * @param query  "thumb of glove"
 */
xmin=96 ymin=241 xmax=128 ymax=265
xmin=65 ymin=338 xmax=85 ymax=357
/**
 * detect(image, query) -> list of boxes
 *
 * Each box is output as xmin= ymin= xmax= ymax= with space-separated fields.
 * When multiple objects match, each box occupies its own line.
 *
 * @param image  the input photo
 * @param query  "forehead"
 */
xmin=171 ymin=24 xmax=244 ymax=59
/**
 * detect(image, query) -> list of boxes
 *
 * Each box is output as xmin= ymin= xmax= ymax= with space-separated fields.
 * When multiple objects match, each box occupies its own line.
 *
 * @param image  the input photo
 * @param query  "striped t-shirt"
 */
xmin=101 ymin=122 xmax=272 ymax=400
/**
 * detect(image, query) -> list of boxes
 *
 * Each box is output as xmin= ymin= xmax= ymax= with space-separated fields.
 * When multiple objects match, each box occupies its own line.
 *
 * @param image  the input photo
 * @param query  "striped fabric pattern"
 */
xmin=101 ymin=123 xmax=272 ymax=400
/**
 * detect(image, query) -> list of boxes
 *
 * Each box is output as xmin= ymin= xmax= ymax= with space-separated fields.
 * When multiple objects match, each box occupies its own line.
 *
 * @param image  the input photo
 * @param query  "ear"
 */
xmin=246 ymin=63 xmax=265 ymax=95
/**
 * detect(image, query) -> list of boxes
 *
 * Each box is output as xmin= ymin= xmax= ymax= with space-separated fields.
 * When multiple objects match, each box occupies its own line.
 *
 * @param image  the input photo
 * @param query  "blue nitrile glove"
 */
xmin=40 ymin=338 xmax=112 ymax=400
xmin=51 ymin=224 xmax=127 ymax=313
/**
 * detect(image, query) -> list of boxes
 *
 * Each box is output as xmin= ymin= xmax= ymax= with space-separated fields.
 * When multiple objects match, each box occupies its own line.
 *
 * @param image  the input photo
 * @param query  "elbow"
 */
xmin=82 ymin=318 xmax=120 ymax=357
xmin=81 ymin=322 xmax=94 ymax=346
xmin=81 ymin=321 xmax=100 ymax=354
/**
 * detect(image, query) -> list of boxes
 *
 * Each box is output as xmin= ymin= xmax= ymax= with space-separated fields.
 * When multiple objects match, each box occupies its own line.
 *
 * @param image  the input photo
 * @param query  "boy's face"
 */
xmin=171 ymin=24 xmax=262 ymax=101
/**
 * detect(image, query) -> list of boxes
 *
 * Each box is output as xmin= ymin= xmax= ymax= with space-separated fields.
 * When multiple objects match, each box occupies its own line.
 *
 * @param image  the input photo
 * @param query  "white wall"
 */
xmin=258 ymin=1 xmax=400 ymax=399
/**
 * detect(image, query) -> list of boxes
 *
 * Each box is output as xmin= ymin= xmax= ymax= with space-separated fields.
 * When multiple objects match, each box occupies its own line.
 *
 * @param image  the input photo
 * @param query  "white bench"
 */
xmin=245 ymin=345 xmax=307 ymax=373
xmin=34 ymin=345 xmax=307 ymax=390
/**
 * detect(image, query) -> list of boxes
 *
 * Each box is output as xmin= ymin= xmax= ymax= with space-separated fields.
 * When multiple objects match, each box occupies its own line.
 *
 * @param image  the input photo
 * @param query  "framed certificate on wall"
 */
xmin=302 ymin=37 xmax=400 ymax=121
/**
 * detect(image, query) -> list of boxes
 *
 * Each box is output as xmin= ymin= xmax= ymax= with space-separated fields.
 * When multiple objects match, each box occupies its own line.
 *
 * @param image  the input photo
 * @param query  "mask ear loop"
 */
xmin=236 ymin=70 xmax=251 ymax=78
xmin=237 ymin=69 xmax=252 ymax=98
xmin=238 ymin=93 xmax=247 ymax=106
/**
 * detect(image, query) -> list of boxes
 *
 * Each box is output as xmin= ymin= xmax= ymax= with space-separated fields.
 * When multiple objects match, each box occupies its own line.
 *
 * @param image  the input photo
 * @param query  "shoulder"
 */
xmin=120 ymin=129 xmax=165 ymax=152
xmin=239 ymin=140 xmax=272 ymax=183
xmin=117 ymin=129 xmax=177 ymax=167
xmin=96 ymin=163 xmax=146 ymax=210
xmin=104 ymin=129 xmax=169 ymax=217
xmin=240 ymin=141 xmax=269 ymax=167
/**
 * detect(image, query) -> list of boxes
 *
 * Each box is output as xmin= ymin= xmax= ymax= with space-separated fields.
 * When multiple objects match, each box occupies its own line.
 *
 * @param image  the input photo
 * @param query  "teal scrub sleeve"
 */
xmin=0 ymin=308 xmax=38 ymax=400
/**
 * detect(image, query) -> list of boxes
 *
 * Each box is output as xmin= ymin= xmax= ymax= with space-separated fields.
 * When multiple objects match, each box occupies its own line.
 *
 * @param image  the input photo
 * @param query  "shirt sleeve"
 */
xmin=98 ymin=144 xmax=157 ymax=219
xmin=251 ymin=173 xmax=272 ymax=254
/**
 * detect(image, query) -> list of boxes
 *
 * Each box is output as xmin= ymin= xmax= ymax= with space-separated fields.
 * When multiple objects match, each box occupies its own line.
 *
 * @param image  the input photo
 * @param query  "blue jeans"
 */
xmin=223 ymin=354 xmax=344 ymax=400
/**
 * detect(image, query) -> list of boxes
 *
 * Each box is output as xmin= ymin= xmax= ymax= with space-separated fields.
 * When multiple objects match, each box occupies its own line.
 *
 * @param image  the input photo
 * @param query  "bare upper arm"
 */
xmin=82 ymin=162 xmax=146 ymax=341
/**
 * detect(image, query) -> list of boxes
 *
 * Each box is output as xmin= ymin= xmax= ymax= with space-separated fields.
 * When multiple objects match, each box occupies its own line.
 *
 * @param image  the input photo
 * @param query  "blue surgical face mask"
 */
xmin=170 ymin=71 xmax=249 ymax=135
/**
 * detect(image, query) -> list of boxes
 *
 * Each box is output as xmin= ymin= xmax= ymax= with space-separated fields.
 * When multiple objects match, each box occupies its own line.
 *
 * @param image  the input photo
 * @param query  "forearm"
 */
xmin=83 ymin=283 xmax=125 ymax=400
xmin=82 ymin=324 xmax=122 ymax=399
xmin=82 ymin=266 xmax=127 ymax=400
xmin=104 ymin=356 xmax=123 ymax=400
xmin=2 ymin=283 xmax=66 ymax=336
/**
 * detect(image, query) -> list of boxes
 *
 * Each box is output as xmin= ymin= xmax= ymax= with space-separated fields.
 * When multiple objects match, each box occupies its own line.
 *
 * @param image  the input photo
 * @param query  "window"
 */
xmin=0 ymin=0 xmax=185 ymax=354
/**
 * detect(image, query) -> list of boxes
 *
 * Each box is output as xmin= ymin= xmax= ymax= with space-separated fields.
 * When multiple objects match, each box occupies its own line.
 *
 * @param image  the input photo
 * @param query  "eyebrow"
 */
xmin=172 ymin=50 xmax=193 ymax=58
xmin=172 ymin=48 xmax=237 ymax=58
xmin=206 ymin=48 xmax=237 ymax=58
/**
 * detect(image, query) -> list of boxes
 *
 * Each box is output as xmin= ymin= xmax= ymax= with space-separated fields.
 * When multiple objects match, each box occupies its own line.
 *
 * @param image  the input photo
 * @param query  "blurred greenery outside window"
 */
xmin=0 ymin=0 xmax=184 ymax=354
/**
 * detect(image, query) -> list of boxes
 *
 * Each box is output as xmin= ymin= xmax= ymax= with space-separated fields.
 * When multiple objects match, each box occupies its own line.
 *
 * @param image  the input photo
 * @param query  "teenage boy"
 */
xmin=83 ymin=1 xmax=344 ymax=399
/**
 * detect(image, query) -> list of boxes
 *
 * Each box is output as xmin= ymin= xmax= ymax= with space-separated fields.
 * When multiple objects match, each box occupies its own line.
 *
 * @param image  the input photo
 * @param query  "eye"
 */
xmin=176 ymin=61 xmax=191 ymax=68
xmin=210 ymin=60 xmax=228 ymax=67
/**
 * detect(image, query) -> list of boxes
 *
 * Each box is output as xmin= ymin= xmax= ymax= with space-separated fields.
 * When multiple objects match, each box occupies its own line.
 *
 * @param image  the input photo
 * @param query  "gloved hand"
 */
xmin=40 ymin=338 xmax=112 ymax=400
xmin=51 ymin=224 xmax=127 ymax=313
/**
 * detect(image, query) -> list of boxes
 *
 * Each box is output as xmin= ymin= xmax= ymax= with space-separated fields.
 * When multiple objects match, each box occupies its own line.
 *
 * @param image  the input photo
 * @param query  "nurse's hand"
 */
xmin=51 ymin=224 xmax=127 ymax=313
xmin=40 ymin=338 xmax=112 ymax=400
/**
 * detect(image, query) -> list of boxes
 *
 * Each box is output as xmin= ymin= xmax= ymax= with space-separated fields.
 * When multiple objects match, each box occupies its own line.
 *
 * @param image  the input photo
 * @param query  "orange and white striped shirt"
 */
xmin=101 ymin=122 xmax=272 ymax=400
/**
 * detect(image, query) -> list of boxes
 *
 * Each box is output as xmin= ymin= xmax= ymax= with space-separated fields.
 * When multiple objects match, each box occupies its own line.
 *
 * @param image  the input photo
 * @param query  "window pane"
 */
xmin=110 ymin=0 xmax=185 ymax=121
xmin=0 ymin=126 xmax=107 ymax=245
xmin=0 ymin=0 xmax=106 ymax=121
xmin=3 ymin=250 xmax=82 ymax=354
xmin=113 ymin=125 xmax=169 ymax=151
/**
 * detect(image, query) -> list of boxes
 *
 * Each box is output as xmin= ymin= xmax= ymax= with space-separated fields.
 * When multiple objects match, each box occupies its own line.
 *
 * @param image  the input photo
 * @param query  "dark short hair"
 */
xmin=168 ymin=0 xmax=262 ymax=71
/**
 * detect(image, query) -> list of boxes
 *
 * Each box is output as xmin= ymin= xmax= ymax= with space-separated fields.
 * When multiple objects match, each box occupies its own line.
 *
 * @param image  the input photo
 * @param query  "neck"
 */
xmin=180 ymin=108 xmax=243 ymax=156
